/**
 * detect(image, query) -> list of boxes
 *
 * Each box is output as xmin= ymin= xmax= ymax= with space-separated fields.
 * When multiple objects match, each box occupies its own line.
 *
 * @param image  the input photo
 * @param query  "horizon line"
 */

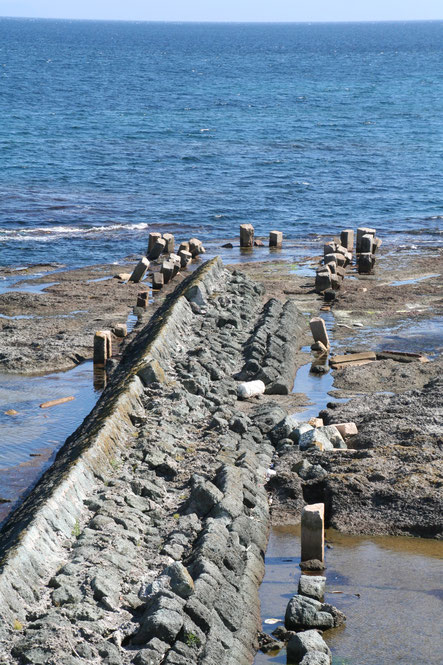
xmin=1 ymin=16 xmax=443 ymax=25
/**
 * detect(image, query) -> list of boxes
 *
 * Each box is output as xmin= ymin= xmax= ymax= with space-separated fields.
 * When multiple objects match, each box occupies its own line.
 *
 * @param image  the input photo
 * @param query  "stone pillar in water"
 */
xmin=269 ymin=230 xmax=283 ymax=248
xmin=301 ymin=503 xmax=324 ymax=564
xmin=240 ymin=224 xmax=254 ymax=248
xmin=93 ymin=330 xmax=112 ymax=365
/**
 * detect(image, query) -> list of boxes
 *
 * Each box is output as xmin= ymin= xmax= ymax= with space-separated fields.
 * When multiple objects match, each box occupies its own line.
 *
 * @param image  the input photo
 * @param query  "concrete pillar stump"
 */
xmin=148 ymin=232 xmax=162 ymax=254
xmin=161 ymin=260 xmax=175 ymax=284
xmin=178 ymin=250 xmax=192 ymax=268
xmin=149 ymin=238 xmax=166 ymax=260
xmin=240 ymin=224 xmax=254 ymax=248
xmin=360 ymin=233 xmax=374 ymax=254
xmin=301 ymin=503 xmax=325 ymax=564
xmin=356 ymin=227 xmax=376 ymax=253
xmin=94 ymin=330 xmax=112 ymax=365
xmin=309 ymin=317 xmax=330 ymax=348
xmin=162 ymin=233 xmax=175 ymax=254
xmin=152 ymin=272 xmax=164 ymax=290
xmin=269 ymin=230 xmax=283 ymax=248
xmin=340 ymin=229 xmax=354 ymax=252
xmin=129 ymin=257 xmax=150 ymax=283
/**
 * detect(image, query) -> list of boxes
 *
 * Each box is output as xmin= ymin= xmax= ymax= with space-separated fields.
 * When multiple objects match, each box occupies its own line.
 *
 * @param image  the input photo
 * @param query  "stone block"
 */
xmin=149 ymin=238 xmax=167 ymax=260
xmin=330 ymin=274 xmax=341 ymax=290
xmin=240 ymin=223 xmax=254 ymax=248
xmin=308 ymin=418 xmax=324 ymax=428
xmin=340 ymin=229 xmax=354 ymax=252
xmin=287 ymin=629 xmax=331 ymax=663
xmin=112 ymin=323 xmax=127 ymax=338
xmin=189 ymin=238 xmax=205 ymax=257
xmin=360 ymin=233 xmax=374 ymax=254
xmin=93 ymin=330 xmax=111 ymax=365
xmin=148 ymin=232 xmax=162 ymax=253
xmin=161 ymin=261 xmax=175 ymax=284
xmin=178 ymin=241 xmax=190 ymax=253
xmin=324 ymin=253 xmax=338 ymax=265
xmin=358 ymin=252 xmax=375 ymax=274
xmin=152 ymin=272 xmax=164 ymax=290
xmin=130 ymin=257 xmax=150 ymax=283
xmin=178 ymin=250 xmax=192 ymax=268
xmin=356 ymin=227 xmax=376 ymax=252
xmin=137 ymin=291 xmax=149 ymax=308
xmin=334 ymin=422 xmax=358 ymax=438
xmin=237 ymin=380 xmax=266 ymax=399
xmin=318 ymin=425 xmax=346 ymax=449
xmin=309 ymin=317 xmax=329 ymax=348
xmin=138 ymin=359 xmax=166 ymax=385
xmin=323 ymin=242 xmax=336 ymax=256
xmin=301 ymin=503 xmax=324 ymax=564
xmin=162 ymin=233 xmax=175 ymax=253
xmin=325 ymin=261 xmax=337 ymax=275
xmin=335 ymin=265 xmax=347 ymax=279
xmin=315 ymin=272 xmax=331 ymax=293
xmin=269 ymin=230 xmax=283 ymax=248
xmin=299 ymin=429 xmax=333 ymax=452
xmin=169 ymin=253 xmax=181 ymax=275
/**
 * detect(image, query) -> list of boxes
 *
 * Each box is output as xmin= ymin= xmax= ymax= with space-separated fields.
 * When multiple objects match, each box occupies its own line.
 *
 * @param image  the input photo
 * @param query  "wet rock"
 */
xmin=298 ymin=575 xmax=326 ymax=601
xmin=286 ymin=630 xmax=331 ymax=664
xmin=285 ymin=595 xmax=334 ymax=630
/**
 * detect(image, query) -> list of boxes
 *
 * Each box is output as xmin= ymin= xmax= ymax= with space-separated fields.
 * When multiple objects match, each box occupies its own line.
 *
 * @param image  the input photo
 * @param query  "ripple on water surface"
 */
xmin=255 ymin=526 xmax=443 ymax=665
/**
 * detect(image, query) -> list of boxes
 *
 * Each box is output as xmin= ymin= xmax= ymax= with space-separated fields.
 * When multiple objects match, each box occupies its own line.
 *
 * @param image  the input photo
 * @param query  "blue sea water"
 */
xmin=0 ymin=18 xmax=442 ymax=266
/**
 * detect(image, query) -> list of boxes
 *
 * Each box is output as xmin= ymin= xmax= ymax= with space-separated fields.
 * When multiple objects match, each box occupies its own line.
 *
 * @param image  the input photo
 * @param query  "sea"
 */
xmin=1 ymin=18 xmax=443 ymax=268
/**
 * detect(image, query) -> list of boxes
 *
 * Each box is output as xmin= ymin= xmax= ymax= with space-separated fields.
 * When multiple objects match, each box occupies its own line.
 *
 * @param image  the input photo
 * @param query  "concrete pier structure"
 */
xmin=301 ymin=503 xmax=325 ymax=564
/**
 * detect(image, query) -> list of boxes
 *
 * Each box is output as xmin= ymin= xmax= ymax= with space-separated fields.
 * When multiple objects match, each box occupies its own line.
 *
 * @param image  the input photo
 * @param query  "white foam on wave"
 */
xmin=0 ymin=222 xmax=150 ymax=240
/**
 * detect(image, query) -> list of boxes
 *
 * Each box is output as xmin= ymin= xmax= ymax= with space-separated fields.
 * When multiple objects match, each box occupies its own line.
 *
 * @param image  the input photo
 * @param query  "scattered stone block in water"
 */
xmin=309 ymin=317 xmax=330 ymax=349
xmin=269 ymin=230 xmax=283 ymax=248
xmin=323 ymin=242 xmax=335 ymax=256
xmin=315 ymin=271 xmax=332 ymax=293
xmin=149 ymin=238 xmax=167 ymax=260
xmin=112 ymin=323 xmax=127 ymax=338
xmin=162 ymin=233 xmax=175 ymax=253
xmin=237 ymin=380 xmax=266 ymax=399
xmin=254 ymin=238 xmax=264 ymax=247
xmin=240 ymin=223 xmax=254 ymax=248
xmin=356 ymin=227 xmax=376 ymax=252
xmin=152 ymin=272 xmax=164 ymax=290
xmin=358 ymin=252 xmax=375 ymax=273
xmin=298 ymin=575 xmax=326 ymax=601
xmin=178 ymin=250 xmax=192 ymax=268
xmin=93 ymin=330 xmax=112 ymax=365
xmin=287 ymin=629 xmax=332 ymax=664
xmin=189 ymin=237 xmax=205 ymax=257
xmin=360 ymin=233 xmax=374 ymax=254
xmin=148 ymin=232 xmax=162 ymax=254
xmin=334 ymin=422 xmax=358 ymax=438
xmin=129 ymin=257 xmax=150 ymax=283
xmin=301 ymin=503 xmax=325 ymax=565
xmin=178 ymin=241 xmax=190 ymax=253
xmin=161 ymin=260 xmax=175 ymax=284
xmin=340 ymin=229 xmax=354 ymax=252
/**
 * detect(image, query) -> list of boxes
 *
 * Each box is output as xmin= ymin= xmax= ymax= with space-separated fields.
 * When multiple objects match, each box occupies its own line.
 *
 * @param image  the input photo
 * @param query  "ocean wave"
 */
xmin=0 ymin=223 xmax=150 ymax=240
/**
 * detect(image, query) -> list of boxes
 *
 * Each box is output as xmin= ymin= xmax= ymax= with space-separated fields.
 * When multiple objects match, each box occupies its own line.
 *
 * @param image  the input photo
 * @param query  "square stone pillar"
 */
xmin=148 ymin=232 xmax=162 ymax=254
xmin=309 ymin=317 xmax=330 ymax=348
xmin=269 ymin=230 xmax=283 ymax=248
xmin=301 ymin=503 xmax=324 ymax=564
xmin=129 ymin=257 xmax=150 ymax=283
xmin=340 ymin=229 xmax=354 ymax=252
xmin=240 ymin=224 xmax=254 ymax=248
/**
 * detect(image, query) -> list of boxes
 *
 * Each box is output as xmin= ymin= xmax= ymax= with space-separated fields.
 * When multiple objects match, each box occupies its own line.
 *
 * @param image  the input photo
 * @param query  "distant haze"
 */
xmin=1 ymin=0 xmax=442 ymax=22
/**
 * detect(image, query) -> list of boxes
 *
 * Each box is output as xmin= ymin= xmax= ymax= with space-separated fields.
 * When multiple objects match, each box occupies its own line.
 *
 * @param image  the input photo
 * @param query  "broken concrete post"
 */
xmin=161 ymin=260 xmax=175 ymax=284
xmin=269 ymin=230 xmax=283 ymax=248
xmin=323 ymin=242 xmax=336 ymax=257
xmin=178 ymin=250 xmax=192 ymax=268
xmin=148 ymin=232 xmax=162 ymax=254
xmin=148 ymin=238 xmax=166 ymax=260
xmin=324 ymin=253 xmax=338 ymax=265
xmin=162 ymin=233 xmax=175 ymax=254
xmin=93 ymin=330 xmax=112 ymax=365
xmin=360 ymin=233 xmax=374 ymax=254
xmin=237 ymin=380 xmax=266 ymax=399
xmin=129 ymin=257 xmax=150 ymax=283
xmin=136 ymin=291 xmax=149 ymax=308
xmin=325 ymin=261 xmax=337 ymax=275
xmin=152 ymin=272 xmax=164 ymax=290
xmin=301 ymin=503 xmax=324 ymax=564
xmin=240 ymin=224 xmax=254 ymax=248
xmin=356 ymin=227 xmax=376 ymax=253
xmin=315 ymin=271 xmax=332 ymax=293
xmin=169 ymin=253 xmax=181 ymax=275
xmin=189 ymin=238 xmax=204 ymax=257
xmin=358 ymin=252 xmax=375 ymax=274
xmin=309 ymin=317 xmax=330 ymax=349
xmin=112 ymin=324 xmax=127 ymax=338
xmin=340 ymin=229 xmax=354 ymax=252
xmin=178 ymin=241 xmax=190 ymax=253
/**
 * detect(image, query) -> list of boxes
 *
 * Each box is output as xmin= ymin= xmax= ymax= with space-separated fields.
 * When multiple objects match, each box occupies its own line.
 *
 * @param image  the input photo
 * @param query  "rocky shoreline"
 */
xmin=0 ymin=239 xmax=442 ymax=664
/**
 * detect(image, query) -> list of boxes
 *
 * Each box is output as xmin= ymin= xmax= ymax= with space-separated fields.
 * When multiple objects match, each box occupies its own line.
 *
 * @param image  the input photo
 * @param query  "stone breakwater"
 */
xmin=0 ymin=257 xmax=306 ymax=665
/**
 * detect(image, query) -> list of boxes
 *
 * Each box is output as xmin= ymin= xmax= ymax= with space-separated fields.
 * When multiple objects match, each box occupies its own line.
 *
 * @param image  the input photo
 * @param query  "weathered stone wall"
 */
xmin=0 ymin=258 xmax=306 ymax=665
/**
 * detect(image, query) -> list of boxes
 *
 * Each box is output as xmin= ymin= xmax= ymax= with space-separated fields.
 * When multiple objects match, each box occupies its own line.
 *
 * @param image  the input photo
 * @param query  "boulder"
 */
xmin=285 ymin=596 xmax=334 ymax=631
xmin=318 ymin=425 xmax=347 ymax=449
xmin=298 ymin=575 xmax=326 ymax=601
xmin=299 ymin=429 xmax=334 ymax=452
xmin=286 ymin=629 xmax=331 ymax=664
